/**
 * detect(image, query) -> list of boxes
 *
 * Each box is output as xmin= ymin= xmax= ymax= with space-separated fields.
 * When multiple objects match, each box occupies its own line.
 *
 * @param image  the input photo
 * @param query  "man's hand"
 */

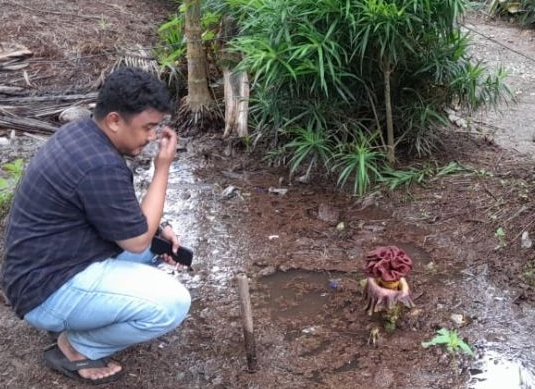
xmin=158 ymin=224 xmax=184 ymax=268
xmin=154 ymin=126 xmax=177 ymax=169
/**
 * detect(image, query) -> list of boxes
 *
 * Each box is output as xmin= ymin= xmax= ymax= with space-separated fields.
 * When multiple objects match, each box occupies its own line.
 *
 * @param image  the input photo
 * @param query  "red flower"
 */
xmin=365 ymin=246 xmax=413 ymax=282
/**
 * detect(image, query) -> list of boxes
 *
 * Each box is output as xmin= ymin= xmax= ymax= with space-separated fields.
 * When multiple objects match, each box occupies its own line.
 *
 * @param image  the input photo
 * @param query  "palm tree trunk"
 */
xmin=177 ymin=0 xmax=222 ymax=134
xmin=184 ymin=0 xmax=211 ymax=108
xmin=383 ymin=64 xmax=395 ymax=163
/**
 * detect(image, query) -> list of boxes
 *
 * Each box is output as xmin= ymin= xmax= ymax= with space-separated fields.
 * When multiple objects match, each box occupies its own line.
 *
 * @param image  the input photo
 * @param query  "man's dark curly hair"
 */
xmin=93 ymin=67 xmax=172 ymax=121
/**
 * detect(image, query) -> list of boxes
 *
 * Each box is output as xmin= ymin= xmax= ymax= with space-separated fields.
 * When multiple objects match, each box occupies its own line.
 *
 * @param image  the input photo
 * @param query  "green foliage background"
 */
xmin=0 ymin=159 xmax=24 ymax=219
xmin=158 ymin=0 xmax=512 ymax=195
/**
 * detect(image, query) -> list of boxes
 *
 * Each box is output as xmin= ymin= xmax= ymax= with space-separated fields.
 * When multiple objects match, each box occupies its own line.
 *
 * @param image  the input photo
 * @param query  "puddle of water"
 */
xmin=469 ymin=350 xmax=535 ymax=389
xmin=257 ymin=269 xmax=355 ymax=320
xmin=133 ymin=158 xmax=238 ymax=293
xmin=134 ymin=159 xmax=211 ymax=245
xmin=458 ymin=265 xmax=535 ymax=389
xmin=260 ymin=270 xmax=331 ymax=319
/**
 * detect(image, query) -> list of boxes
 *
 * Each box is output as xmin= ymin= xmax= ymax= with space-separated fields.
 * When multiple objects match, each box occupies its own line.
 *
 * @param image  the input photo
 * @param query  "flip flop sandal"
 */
xmin=46 ymin=331 xmax=60 ymax=342
xmin=43 ymin=345 xmax=125 ymax=385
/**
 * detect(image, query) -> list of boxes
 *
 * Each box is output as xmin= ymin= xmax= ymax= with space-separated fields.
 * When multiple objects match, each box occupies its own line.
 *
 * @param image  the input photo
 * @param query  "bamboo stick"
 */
xmin=237 ymin=273 xmax=258 ymax=373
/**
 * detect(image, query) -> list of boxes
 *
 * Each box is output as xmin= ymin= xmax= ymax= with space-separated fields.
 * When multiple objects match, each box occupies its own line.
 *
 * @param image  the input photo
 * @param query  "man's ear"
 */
xmin=106 ymin=112 xmax=122 ymax=133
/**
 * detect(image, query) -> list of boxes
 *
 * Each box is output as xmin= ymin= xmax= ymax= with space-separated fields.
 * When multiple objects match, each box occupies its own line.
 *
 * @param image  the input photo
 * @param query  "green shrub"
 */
xmin=227 ymin=0 xmax=511 ymax=167
xmin=0 ymin=159 xmax=24 ymax=218
xmin=161 ymin=0 xmax=512 ymax=196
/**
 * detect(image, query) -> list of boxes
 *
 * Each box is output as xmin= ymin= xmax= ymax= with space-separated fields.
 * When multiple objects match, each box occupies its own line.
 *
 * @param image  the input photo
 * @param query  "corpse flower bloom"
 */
xmin=365 ymin=246 xmax=413 ymax=282
xmin=363 ymin=246 xmax=415 ymax=315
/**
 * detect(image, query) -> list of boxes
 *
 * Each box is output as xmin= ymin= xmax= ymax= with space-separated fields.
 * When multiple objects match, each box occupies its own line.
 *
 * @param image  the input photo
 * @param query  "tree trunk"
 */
xmin=219 ymin=15 xmax=249 ymax=138
xmin=383 ymin=64 xmax=395 ymax=163
xmin=178 ymin=0 xmax=221 ymax=134
xmin=223 ymin=68 xmax=249 ymax=138
xmin=184 ymin=0 xmax=211 ymax=109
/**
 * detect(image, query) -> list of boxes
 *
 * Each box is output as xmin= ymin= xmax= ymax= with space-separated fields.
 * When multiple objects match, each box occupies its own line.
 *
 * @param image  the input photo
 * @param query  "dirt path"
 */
xmin=2 ymin=2 xmax=535 ymax=389
xmin=466 ymin=13 xmax=535 ymax=156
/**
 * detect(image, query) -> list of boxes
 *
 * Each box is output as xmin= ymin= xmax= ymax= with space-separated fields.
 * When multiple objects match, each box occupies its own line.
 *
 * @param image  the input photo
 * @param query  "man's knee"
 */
xmin=168 ymin=282 xmax=191 ymax=328
xmin=153 ymin=282 xmax=191 ymax=331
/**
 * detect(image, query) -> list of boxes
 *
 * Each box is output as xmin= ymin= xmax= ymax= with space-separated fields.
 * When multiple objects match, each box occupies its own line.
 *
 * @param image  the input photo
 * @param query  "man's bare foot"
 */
xmin=57 ymin=332 xmax=122 ymax=381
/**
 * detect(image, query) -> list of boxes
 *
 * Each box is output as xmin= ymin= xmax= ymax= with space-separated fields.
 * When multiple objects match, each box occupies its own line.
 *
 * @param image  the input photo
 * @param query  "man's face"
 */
xmin=113 ymin=109 xmax=165 ymax=157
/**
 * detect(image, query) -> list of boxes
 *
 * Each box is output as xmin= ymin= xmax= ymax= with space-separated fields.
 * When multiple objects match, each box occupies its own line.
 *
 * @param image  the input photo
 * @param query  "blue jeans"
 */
xmin=24 ymin=249 xmax=191 ymax=360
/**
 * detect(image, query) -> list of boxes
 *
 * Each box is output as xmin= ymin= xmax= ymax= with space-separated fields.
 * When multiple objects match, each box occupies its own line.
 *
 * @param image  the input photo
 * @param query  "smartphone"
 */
xmin=151 ymin=235 xmax=193 ymax=267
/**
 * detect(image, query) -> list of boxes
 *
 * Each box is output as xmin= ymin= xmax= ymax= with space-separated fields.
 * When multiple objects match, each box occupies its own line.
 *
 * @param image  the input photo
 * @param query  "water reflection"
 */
xmin=132 ymin=155 xmax=237 ymax=297
xmin=461 ymin=266 xmax=535 ymax=389
xmin=469 ymin=350 xmax=535 ymax=389
xmin=134 ymin=160 xmax=199 ymax=244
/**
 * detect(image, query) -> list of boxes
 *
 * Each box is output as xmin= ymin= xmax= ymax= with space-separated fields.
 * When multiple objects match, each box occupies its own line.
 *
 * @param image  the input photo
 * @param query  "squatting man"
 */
xmin=1 ymin=67 xmax=191 ymax=385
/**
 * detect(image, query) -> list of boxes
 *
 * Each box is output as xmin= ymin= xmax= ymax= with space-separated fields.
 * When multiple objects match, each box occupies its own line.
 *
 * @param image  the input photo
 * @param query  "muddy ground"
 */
xmin=2 ymin=1 xmax=535 ymax=388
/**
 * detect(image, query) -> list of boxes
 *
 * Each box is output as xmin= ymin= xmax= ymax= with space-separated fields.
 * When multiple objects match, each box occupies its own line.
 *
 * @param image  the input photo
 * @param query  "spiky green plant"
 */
xmin=284 ymin=126 xmax=335 ymax=178
xmin=157 ymin=4 xmax=221 ymax=65
xmin=380 ymin=161 xmax=465 ymax=190
xmin=332 ymin=132 xmax=385 ymax=196
xmin=157 ymin=11 xmax=187 ymax=66
xmin=380 ymin=166 xmax=430 ymax=190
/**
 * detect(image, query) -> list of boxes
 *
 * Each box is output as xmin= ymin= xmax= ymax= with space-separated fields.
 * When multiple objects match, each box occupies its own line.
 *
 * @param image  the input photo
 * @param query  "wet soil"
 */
xmin=2 ymin=1 xmax=535 ymax=389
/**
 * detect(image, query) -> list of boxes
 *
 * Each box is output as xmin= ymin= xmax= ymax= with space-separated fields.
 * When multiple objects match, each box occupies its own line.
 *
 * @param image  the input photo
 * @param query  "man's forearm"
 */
xmin=115 ymin=166 xmax=170 ymax=253
xmin=141 ymin=165 xmax=170 ymax=237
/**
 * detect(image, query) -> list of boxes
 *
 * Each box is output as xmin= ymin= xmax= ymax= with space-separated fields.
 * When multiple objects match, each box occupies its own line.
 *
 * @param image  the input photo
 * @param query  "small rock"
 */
xmin=521 ymin=231 xmax=532 ymax=249
xmin=279 ymin=264 xmax=292 ymax=272
xmin=258 ymin=266 xmax=276 ymax=277
xmin=295 ymin=174 xmax=310 ymax=183
xmin=455 ymin=117 xmax=468 ymax=129
xmin=450 ymin=313 xmax=464 ymax=326
xmin=221 ymin=185 xmax=238 ymax=199
xmin=268 ymin=187 xmax=288 ymax=195
xmin=59 ymin=106 xmax=92 ymax=123
xmin=302 ymin=326 xmax=317 ymax=334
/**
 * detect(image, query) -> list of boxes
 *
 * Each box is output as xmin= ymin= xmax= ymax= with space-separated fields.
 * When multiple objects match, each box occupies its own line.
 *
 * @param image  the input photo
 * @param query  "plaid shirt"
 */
xmin=1 ymin=118 xmax=147 ymax=318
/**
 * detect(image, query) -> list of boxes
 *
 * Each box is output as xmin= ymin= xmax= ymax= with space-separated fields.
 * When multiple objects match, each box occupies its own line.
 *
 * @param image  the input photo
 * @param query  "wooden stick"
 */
xmin=0 ymin=116 xmax=57 ymax=133
xmin=237 ymin=273 xmax=258 ymax=373
xmin=0 ymin=92 xmax=97 ymax=104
